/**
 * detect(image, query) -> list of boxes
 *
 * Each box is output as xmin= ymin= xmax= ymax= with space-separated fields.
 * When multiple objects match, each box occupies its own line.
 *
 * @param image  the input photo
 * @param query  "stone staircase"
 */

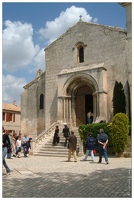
xmin=33 ymin=127 xmax=82 ymax=157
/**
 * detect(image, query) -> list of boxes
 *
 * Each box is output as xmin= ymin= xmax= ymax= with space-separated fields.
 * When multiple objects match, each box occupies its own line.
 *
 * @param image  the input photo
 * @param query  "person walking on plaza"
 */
xmin=66 ymin=130 xmax=77 ymax=162
xmin=2 ymin=128 xmax=11 ymax=174
xmin=16 ymin=135 xmax=22 ymax=158
xmin=62 ymin=124 xmax=70 ymax=147
xmin=82 ymin=132 xmax=96 ymax=161
xmin=6 ymin=131 xmax=13 ymax=159
xmin=22 ymin=133 xmax=29 ymax=157
xmin=97 ymin=128 xmax=109 ymax=164
xmin=53 ymin=125 xmax=60 ymax=146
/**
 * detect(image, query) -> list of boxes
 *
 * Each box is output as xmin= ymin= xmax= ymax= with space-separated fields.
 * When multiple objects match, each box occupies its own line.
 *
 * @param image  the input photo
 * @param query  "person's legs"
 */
xmin=90 ymin=150 xmax=94 ymax=161
xmin=98 ymin=145 xmax=103 ymax=163
xmin=73 ymin=150 xmax=77 ymax=161
xmin=64 ymin=137 xmax=67 ymax=146
xmin=83 ymin=149 xmax=89 ymax=160
xmin=68 ymin=149 xmax=72 ymax=161
xmin=103 ymin=148 xmax=108 ymax=163
xmin=88 ymin=118 xmax=91 ymax=124
xmin=2 ymin=147 xmax=10 ymax=173
xmin=23 ymin=145 xmax=28 ymax=157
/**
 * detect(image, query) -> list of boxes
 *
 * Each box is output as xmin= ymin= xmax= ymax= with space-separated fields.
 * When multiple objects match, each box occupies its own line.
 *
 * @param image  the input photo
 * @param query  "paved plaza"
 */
xmin=2 ymin=154 xmax=132 ymax=198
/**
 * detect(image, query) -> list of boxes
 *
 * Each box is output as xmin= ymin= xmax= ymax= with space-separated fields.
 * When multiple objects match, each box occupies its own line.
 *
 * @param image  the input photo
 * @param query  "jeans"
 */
xmin=83 ymin=149 xmax=94 ymax=161
xmin=23 ymin=145 xmax=28 ymax=157
xmin=98 ymin=145 xmax=108 ymax=163
xmin=2 ymin=147 xmax=10 ymax=173
xmin=88 ymin=118 xmax=92 ymax=124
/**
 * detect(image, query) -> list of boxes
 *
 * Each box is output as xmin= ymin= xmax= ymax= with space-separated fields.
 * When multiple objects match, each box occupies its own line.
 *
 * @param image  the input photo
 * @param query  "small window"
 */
xmin=77 ymin=45 xmax=84 ymax=63
xmin=79 ymin=47 xmax=84 ymax=62
xmin=10 ymin=113 xmax=12 ymax=121
xmin=40 ymin=94 xmax=44 ymax=109
xmin=3 ymin=112 xmax=5 ymax=121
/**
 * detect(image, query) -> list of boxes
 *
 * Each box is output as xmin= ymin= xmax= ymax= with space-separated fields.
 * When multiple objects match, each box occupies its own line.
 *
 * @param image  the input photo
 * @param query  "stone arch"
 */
xmin=63 ymin=73 xmax=99 ymax=97
xmin=58 ymin=73 xmax=99 ymax=126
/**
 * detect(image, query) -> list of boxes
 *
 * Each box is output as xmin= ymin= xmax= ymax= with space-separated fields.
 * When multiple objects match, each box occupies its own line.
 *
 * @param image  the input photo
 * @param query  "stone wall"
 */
xmin=21 ymin=73 xmax=45 ymax=139
xmin=45 ymin=21 xmax=127 ymax=129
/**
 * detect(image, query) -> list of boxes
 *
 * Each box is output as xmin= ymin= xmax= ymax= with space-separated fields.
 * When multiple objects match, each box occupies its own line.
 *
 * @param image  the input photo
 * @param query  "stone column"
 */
xmin=98 ymin=92 xmax=108 ymax=121
xmin=57 ymin=97 xmax=63 ymax=122
xmin=93 ymin=93 xmax=97 ymax=122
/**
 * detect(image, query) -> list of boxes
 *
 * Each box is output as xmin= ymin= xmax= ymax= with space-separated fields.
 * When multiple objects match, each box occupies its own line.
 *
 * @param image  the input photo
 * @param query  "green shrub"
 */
xmin=111 ymin=113 xmax=129 ymax=153
xmin=78 ymin=123 xmax=113 ymax=147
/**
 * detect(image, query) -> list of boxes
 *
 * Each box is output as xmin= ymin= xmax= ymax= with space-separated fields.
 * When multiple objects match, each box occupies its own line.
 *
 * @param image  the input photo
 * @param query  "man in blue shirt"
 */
xmin=22 ymin=134 xmax=29 ymax=157
xmin=97 ymin=128 xmax=109 ymax=164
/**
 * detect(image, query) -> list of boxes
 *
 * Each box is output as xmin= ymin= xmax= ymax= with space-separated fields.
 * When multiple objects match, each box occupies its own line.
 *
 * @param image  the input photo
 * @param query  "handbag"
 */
xmin=93 ymin=149 xmax=96 ymax=154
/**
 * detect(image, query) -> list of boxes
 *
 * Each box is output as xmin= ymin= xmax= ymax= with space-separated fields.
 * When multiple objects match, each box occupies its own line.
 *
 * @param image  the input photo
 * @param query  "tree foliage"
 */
xmin=113 ymin=81 xmax=126 ymax=115
xmin=111 ymin=113 xmax=129 ymax=153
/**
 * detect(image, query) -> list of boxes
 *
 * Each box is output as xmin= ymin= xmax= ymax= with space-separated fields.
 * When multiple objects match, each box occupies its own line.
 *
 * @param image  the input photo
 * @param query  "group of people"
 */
xmin=52 ymin=124 xmax=109 ymax=164
xmin=82 ymin=128 xmax=109 ymax=164
xmin=2 ymin=126 xmax=31 ymax=175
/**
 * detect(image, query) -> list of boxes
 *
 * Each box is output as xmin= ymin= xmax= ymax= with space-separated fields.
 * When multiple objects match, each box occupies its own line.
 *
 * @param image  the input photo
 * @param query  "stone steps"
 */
xmin=34 ymin=134 xmax=81 ymax=157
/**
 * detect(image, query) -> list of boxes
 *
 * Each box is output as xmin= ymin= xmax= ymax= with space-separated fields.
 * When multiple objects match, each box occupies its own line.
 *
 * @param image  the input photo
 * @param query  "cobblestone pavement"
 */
xmin=2 ymin=154 xmax=132 ymax=198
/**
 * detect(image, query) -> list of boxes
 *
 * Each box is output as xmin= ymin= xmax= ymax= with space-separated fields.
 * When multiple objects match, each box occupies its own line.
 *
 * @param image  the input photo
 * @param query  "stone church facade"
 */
xmin=21 ymin=3 xmax=131 ymax=139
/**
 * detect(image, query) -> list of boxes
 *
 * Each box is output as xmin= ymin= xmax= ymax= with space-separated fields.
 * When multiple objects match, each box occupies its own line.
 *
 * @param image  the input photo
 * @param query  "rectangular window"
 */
xmin=3 ymin=112 xmax=5 ymax=121
xmin=6 ymin=112 xmax=10 ymax=122
xmin=10 ymin=113 xmax=12 ymax=121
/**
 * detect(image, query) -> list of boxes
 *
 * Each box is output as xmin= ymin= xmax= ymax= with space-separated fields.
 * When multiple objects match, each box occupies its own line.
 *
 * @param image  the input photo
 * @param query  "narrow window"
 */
xmin=79 ymin=47 xmax=84 ymax=63
xmin=3 ymin=112 xmax=5 ymax=121
xmin=40 ymin=94 xmax=44 ymax=109
xmin=6 ymin=112 xmax=10 ymax=122
xmin=10 ymin=113 xmax=12 ymax=121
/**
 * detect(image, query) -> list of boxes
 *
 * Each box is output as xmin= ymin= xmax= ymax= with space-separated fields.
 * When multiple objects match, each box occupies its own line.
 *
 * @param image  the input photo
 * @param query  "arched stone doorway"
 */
xmin=75 ymin=85 xmax=93 ymax=126
xmin=62 ymin=74 xmax=97 ymax=127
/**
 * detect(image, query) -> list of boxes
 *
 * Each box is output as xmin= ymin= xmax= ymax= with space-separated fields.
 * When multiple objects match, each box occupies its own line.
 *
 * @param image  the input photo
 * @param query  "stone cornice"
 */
xmin=58 ymin=63 xmax=106 ymax=75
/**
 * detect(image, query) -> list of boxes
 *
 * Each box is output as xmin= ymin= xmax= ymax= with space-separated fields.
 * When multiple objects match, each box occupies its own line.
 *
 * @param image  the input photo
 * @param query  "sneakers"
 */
xmin=6 ymin=171 xmax=10 ymax=175
xmin=106 ymin=161 xmax=109 ymax=164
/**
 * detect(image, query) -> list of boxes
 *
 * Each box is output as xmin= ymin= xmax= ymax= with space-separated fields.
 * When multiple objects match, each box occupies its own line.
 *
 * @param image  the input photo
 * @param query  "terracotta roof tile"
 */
xmin=2 ymin=103 xmax=21 ymax=112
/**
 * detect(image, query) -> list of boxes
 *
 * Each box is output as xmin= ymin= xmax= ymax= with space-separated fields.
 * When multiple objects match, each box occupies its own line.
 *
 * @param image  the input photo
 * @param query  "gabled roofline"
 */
xmin=44 ymin=20 xmax=126 ymax=51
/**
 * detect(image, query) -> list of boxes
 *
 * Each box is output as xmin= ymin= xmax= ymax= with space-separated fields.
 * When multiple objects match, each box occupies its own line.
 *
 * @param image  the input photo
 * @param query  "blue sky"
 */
xmin=2 ymin=1 xmax=127 ymax=106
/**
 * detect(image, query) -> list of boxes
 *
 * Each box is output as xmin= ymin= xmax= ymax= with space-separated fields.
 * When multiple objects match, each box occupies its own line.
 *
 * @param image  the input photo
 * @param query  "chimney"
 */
xmin=13 ymin=101 xmax=17 ymax=106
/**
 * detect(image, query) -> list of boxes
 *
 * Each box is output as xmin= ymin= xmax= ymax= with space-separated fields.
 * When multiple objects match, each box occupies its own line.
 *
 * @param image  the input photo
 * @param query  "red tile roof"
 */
xmin=2 ymin=103 xmax=21 ymax=112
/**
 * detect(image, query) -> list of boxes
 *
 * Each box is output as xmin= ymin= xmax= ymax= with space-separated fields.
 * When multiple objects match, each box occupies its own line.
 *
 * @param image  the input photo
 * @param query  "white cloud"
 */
xmin=2 ymin=20 xmax=40 ymax=72
xmin=2 ymin=5 xmax=98 ymax=105
xmin=32 ymin=48 xmax=45 ymax=73
xmin=38 ymin=6 xmax=97 ymax=44
xmin=2 ymin=74 xmax=27 ymax=106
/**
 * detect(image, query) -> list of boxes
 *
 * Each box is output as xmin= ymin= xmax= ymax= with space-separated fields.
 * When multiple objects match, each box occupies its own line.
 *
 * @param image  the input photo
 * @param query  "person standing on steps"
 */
xmin=87 ymin=110 xmax=93 ymax=124
xmin=97 ymin=128 xmax=109 ymax=164
xmin=62 ymin=124 xmax=70 ymax=147
xmin=66 ymin=130 xmax=77 ymax=162
xmin=53 ymin=125 xmax=60 ymax=146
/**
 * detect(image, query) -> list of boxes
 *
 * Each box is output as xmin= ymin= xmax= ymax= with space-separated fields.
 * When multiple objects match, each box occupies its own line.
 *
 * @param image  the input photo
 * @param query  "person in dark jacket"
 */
xmin=62 ymin=124 xmax=70 ymax=147
xmin=53 ymin=125 xmax=59 ymax=146
xmin=66 ymin=130 xmax=77 ymax=162
xmin=97 ymin=128 xmax=109 ymax=164
xmin=2 ymin=129 xmax=11 ymax=174
xmin=82 ymin=132 xmax=96 ymax=161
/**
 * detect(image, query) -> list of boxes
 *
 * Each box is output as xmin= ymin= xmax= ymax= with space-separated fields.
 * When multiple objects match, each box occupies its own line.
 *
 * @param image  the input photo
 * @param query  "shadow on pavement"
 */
xmin=2 ymin=167 xmax=132 ymax=198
